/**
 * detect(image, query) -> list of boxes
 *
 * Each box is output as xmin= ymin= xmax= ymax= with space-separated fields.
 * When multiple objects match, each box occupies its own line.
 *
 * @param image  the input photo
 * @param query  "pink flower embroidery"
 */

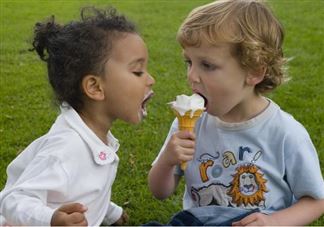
xmin=99 ymin=151 xmax=107 ymax=160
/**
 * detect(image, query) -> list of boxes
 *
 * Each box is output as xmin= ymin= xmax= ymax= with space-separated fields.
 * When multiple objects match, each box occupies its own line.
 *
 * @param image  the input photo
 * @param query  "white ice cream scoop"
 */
xmin=169 ymin=93 xmax=205 ymax=117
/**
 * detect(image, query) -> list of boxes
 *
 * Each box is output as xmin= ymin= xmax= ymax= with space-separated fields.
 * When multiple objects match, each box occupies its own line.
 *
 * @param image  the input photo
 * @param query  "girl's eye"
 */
xmin=184 ymin=60 xmax=192 ymax=67
xmin=133 ymin=71 xmax=144 ymax=77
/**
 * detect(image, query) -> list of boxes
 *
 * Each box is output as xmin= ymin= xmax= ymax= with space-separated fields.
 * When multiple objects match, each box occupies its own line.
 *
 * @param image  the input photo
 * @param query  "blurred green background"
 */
xmin=0 ymin=0 xmax=323 ymax=225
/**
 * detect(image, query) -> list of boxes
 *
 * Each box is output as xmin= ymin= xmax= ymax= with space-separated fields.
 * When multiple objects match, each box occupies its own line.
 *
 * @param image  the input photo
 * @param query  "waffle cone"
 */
xmin=174 ymin=109 xmax=204 ymax=132
xmin=173 ymin=109 xmax=204 ymax=171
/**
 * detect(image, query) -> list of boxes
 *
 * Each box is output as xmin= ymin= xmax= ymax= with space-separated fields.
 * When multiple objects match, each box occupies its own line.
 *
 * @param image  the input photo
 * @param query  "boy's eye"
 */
xmin=133 ymin=71 xmax=144 ymax=77
xmin=201 ymin=61 xmax=216 ymax=70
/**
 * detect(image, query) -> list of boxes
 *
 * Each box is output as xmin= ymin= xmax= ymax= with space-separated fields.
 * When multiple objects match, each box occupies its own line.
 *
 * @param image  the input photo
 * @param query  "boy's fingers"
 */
xmin=180 ymin=139 xmax=195 ymax=148
xmin=177 ymin=130 xmax=195 ymax=140
xmin=58 ymin=203 xmax=87 ymax=214
xmin=179 ymin=149 xmax=196 ymax=162
xmin=181 ymin=147 xmax=195 ymax=156
xmin=181 ymin=154 xmax=195 ymax=162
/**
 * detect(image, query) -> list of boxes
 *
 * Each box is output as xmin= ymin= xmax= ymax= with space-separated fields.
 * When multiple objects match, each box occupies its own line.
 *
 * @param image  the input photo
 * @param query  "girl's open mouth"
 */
xmin=141 ymin=90 xmax=154 ymax=117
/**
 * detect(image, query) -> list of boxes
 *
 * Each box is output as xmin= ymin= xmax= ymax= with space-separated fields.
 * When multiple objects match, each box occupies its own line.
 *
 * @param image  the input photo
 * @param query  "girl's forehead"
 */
xmin=110 ymin=34 xmax=147 ymax=59
xmin=105 ymin=33 xmax=148 ymax=68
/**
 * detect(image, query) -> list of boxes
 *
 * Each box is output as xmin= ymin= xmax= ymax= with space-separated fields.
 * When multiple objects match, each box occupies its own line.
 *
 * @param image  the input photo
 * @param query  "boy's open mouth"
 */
xmin=196 ymin=92 xmax=208 ymax=110
xmin=141 ymin=90 xmax=154 ymax=117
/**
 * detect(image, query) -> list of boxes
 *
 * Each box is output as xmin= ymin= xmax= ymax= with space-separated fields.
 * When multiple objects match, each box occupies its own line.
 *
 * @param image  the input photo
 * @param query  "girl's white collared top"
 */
xmin=0 ymin=104 xmax=122 ymax=226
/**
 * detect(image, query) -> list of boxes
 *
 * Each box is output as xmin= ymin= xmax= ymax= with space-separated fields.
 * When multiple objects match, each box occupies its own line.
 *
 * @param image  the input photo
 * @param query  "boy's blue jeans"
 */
xmin=143 ymin=206 xmax=259 ymax=226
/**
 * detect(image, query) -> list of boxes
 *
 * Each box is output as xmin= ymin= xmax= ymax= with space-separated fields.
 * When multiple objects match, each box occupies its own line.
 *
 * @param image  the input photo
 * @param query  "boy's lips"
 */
xmin=141 ymin=90 xmax=154 ymax=117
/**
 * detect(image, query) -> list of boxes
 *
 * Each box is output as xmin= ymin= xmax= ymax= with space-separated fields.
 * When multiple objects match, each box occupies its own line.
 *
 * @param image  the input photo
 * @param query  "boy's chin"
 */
xmin=206 ymin=109 xmax=220 ymax=117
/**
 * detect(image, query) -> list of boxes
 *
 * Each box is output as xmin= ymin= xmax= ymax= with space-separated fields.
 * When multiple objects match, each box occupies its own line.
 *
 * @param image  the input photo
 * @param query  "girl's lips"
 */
xmin=143 ymin=90 xmax=154 ymax=105
xmin=141 ymin=90 xmax=154 ymax=117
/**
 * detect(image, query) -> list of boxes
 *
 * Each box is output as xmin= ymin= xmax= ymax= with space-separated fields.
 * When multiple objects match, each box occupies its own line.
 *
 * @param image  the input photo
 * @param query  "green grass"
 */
xmin=1 ymin=0 xmax=323 ymax=225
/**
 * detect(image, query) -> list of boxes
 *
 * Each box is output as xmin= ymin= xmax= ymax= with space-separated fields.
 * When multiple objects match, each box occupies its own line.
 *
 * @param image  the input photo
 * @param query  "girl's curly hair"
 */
xmin=30 ymin=6 xmax=138 ymax=111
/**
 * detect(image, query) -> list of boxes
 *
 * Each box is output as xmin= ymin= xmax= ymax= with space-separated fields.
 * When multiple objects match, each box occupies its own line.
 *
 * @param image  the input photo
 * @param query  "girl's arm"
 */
xmin=148 ymin=130 xmax=195 ymax=200
xmin=102 ymin=201 xmax=125 ymax=225
xmin=233 ymin=196 xmax=324 ymax=226
xmin=1 ymin=156 xmax=68 ymax=226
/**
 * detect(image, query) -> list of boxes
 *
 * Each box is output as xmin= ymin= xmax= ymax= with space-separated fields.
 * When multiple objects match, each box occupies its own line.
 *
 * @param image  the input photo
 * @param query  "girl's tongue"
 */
xmin=141 ymin=91 xmax=154 ymax=117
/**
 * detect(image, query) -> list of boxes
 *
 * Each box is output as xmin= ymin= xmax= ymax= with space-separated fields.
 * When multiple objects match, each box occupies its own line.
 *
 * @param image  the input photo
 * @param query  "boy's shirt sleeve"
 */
xmin=284 ymin=129 xmax=324 ymax=200
xmin=102 ymin=201 xmax=123 ymax=225
xmin=0 ymin=155 xmax=68 ymax=226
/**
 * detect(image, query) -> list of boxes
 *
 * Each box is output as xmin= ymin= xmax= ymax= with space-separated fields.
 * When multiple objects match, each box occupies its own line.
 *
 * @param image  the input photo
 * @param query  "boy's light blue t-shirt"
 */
xmin=158 ymin=99 xmax=324 ymax=215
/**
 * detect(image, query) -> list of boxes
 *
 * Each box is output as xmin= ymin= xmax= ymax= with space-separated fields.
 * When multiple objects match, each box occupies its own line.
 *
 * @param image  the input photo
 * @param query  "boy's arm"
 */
xmin=148 ymin=130 xmax=195 ymax=200
xmin=233 ymin=196 xmax=324 ymax=226
xmin=148 ymin=158 xmax=181 ymax=200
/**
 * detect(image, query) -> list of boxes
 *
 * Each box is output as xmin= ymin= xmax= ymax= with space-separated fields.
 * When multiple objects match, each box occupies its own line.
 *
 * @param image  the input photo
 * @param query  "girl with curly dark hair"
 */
xmin=0 ymin=6 xmax=154 ymax=226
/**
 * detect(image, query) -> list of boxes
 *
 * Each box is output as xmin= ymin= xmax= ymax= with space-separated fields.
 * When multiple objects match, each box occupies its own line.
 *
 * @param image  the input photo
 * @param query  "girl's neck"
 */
xmin=219 ymin=95 xmax=269 ymax=123
xmin=78 ymin=108 xmax=113 ymax=145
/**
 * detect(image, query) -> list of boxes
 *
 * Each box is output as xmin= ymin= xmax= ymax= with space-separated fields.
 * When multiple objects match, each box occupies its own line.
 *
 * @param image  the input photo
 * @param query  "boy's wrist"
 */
xmin=158 ymin=152 xmax=177 ymax=169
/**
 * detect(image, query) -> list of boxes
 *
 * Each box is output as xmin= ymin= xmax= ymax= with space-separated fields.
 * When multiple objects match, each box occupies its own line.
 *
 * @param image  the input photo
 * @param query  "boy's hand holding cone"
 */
xmin=169 ymin=94 xmax=205 ymax=170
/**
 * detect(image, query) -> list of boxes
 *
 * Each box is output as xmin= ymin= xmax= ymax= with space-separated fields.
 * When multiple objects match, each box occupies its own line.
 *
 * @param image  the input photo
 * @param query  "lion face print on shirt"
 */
xmin=190 ymin=146 xmax=268 ymax=209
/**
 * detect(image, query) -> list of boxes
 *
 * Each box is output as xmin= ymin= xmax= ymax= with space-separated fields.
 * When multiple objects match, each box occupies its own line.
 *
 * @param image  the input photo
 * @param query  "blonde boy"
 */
xmin=148 ymin=0 xmax=324 ymax=225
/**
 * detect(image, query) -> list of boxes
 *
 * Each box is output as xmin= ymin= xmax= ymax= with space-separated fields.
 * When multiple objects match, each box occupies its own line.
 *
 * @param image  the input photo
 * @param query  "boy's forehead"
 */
xmin=182 ymin=42 xmax=232 ymax=58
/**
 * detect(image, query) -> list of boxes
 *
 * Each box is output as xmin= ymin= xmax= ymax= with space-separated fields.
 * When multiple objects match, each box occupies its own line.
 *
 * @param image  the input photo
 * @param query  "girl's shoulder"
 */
xmin=36 ymin=128 xmax=87 ymax=161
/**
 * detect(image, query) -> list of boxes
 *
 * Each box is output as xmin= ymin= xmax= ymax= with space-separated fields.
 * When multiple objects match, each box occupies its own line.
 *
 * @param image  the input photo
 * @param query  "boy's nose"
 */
xmin=187 ymin=67 xmax=200 ymax=84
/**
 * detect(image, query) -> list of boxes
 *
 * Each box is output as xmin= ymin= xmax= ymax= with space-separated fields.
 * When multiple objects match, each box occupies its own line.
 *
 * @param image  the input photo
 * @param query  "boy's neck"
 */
xmin=219 ymin=95 xmax=269 ymax=123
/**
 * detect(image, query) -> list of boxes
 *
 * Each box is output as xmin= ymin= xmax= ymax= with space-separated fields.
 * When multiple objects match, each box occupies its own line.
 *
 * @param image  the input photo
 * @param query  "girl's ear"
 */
xmin=81 ymin=75 xmax=105 ymax=101
xmin=246 ymin=66 xmax=267 ymax=86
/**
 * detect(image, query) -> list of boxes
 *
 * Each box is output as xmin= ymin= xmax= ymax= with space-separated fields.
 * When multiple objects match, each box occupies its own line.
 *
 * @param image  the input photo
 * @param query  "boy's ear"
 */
xmin=81 ymin=75 xmax=105 ymax=101
xmin=246 ymin=66 xmax=267 ymax=86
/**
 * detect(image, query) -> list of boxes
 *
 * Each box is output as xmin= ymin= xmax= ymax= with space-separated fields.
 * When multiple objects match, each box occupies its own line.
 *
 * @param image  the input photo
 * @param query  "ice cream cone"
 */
xmin=174 ymin=109 xmax=204 ymax=132
xmin=169 ymin=94 xmax=205 ymax=171
xmin=173 ymin=109 xmax=204 ymax=170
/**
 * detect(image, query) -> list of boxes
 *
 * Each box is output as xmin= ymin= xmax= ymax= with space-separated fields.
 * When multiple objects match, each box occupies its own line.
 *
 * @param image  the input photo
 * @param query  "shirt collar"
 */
xmin=213 ymin=98 xmax=278 ymax=130
xmin=60 ymin=103 xmax=120 ymax=165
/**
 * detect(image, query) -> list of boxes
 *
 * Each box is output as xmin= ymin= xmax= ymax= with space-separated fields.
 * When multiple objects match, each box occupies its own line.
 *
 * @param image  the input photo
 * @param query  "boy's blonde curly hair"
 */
xmin=177 ymin=0 xmax=288 ymax=94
